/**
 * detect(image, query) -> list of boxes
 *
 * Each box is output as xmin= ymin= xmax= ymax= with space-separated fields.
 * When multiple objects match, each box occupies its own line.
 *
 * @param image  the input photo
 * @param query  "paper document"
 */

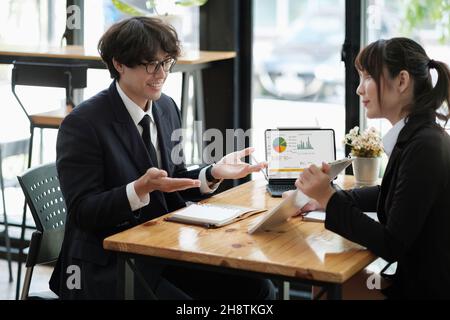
xmin=166 ymin=203 xmax=266 ymax=228
xmin=303 ymin=211 xmax=379 ymax=223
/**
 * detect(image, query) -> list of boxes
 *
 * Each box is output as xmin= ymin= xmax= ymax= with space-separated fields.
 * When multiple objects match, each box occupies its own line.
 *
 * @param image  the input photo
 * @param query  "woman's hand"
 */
xmin=295 ymin=162 xmax=336 ymax=209
xmin=281 ymin=190 xmax=322 ymax=216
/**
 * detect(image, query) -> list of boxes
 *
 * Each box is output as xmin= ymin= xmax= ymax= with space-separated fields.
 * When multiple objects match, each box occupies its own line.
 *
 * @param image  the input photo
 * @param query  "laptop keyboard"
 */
xmin=267 ymin=184 xmax=297 ymax=197
xmin=267 ymin=184 xmax=297 ymax=194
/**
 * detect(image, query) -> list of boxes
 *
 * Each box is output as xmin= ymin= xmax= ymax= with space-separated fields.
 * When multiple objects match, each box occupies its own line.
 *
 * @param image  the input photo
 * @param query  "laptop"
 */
xmin=265 ymin=128 xmax=336 ymax=197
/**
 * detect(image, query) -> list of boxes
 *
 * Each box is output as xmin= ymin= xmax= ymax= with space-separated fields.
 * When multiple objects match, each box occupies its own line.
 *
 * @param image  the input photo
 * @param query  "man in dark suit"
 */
xmin=50 ymin=17 xmax=275 ymax=299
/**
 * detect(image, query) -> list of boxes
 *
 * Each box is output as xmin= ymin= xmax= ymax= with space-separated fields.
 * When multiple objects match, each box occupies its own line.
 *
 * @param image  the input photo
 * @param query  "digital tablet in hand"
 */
xmin=248 ymin=158 xmax=353 ymax=234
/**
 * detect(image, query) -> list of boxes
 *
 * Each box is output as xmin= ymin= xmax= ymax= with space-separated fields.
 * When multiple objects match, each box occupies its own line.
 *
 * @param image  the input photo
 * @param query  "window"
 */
xmin=0 ymin=0 xmax=68 ymax=167
xmin=363 ymin=0 xmax=450 ymax=135
xmin=252 ymin=0 xmax=346 ymax=163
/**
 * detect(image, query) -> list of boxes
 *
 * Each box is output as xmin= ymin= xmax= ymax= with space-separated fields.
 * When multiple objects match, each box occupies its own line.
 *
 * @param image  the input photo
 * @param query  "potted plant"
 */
xmin=344 ymin=126 xmax=384 ymax=186
xmin=111 ymin=0 xmax=208 ymax=52
xmin=111 ymin=0 xmax=208 ymax=16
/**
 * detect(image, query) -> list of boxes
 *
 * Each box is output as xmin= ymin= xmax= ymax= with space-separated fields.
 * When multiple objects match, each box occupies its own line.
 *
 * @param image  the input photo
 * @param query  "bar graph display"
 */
xmin=297 ymin=137 xmax=313 ymax=150
xmin=265 ymin=129 xmax=335 ymax=179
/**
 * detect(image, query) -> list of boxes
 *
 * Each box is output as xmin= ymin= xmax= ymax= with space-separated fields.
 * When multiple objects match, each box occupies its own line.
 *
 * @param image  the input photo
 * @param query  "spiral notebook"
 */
xmin=165 ymin=203 xmax=266 ymax=228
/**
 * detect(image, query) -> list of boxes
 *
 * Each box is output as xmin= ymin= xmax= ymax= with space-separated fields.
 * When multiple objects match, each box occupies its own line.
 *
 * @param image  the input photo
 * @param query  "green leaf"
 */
xmin=146 ymin=0 xmax=157 ymax=10
xmin=174 ymin=0 xmax=208 ymax=7
xmin=402 ymin=0 xmax=450 ymax=42
xmin=111 ymin=0 xmax=144 ymax=16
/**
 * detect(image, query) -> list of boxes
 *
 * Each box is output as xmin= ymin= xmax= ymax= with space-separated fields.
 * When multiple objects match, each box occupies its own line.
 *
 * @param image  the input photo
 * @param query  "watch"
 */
xmin=205 ymin=165 xmax=220 ymax=183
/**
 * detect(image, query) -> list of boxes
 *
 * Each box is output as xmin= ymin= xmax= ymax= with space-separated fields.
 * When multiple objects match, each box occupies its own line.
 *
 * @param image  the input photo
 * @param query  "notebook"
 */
xmin=265 ymin=128 xmax=336 ymax=197
xmin=165 ymin=203 xmax=266 ymax=228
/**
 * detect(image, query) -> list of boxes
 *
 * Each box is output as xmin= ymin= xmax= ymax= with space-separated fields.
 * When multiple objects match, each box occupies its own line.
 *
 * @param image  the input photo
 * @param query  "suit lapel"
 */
xmin=383 ymin=112 xmax=435 ymax=183
xmin=108 ymin=82 xmax=169 ymax=212
xmin=107 ymin=82 xmax=156 ymax=174
xmin=377 ymin=112 xmax=436 ymax=223
xmin=112 ymin=122 xmax=151 ymax=174
xmin=152 ymin=100 xmax=173 ymax=174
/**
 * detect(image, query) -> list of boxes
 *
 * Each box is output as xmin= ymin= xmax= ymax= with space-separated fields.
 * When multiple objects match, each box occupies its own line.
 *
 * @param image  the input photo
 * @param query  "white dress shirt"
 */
xmin=382 ymin=118 xmax=406 ymax=157
xmin=115 ymin=82 xmax=220 ymax=211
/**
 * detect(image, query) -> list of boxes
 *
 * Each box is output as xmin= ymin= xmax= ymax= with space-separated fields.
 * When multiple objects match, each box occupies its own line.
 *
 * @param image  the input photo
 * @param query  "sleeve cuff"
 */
xmin=199 ymin=166 xmax=222 ymax=194
xmin=126 ymin=181 xmax=150 ymax=211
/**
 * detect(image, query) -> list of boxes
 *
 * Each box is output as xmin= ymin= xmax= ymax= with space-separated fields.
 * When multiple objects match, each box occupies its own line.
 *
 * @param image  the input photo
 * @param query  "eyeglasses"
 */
xmin=139 ymin=58 xmax=176 ymax=74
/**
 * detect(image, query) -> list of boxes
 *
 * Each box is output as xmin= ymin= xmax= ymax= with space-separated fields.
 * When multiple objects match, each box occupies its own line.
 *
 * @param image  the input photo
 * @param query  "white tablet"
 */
xmin=247 ymin=158 xmax=353 ymax=234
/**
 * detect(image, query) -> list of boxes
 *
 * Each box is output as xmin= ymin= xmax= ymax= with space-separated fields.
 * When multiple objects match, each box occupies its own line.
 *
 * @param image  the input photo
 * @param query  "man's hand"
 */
xmin=211 ymin=147 xmax=267 ymax=180
xmin=282 ymin=190 xmax=322 ymax=216
xmin=295 ymin=162 xmax=335 ymax=209
xmin=134 ymin=168 xmax=201 ymax=198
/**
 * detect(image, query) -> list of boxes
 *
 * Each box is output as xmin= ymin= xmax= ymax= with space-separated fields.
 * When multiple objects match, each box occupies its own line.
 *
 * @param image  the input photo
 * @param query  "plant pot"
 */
xmin=352 ymin=157 xmax=381 ymax=186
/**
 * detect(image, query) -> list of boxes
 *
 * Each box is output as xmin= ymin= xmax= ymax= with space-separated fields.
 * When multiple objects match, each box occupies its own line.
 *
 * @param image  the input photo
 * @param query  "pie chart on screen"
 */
xmin=273 ymin=137 xmax=287 ymax=153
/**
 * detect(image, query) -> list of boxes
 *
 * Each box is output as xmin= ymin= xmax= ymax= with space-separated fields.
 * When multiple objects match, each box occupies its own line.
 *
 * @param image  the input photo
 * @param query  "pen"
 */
xmin=251 ymin=155 xmax=269 ymax=180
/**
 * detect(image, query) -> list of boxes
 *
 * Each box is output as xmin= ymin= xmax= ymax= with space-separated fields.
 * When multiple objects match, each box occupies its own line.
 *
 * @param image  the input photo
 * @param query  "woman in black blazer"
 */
xmin=295 ymin=37 xmax=450 ymax=299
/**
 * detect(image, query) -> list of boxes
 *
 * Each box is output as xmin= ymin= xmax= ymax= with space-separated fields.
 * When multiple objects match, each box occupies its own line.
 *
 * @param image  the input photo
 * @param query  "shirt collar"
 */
xmin=382 ymin=118 xmax=406 ymax=157
xmin=116 ymin=82 xmax=153 ymax=126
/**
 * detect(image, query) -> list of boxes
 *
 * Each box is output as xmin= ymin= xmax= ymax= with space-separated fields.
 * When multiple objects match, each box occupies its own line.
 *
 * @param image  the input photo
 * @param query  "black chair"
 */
xmin=17 ymin=162 xmax=66 ymax=300
xmin=11 ymin=61 xmax=87 ymax=167
xmin=11 ymin=61 xmax=86 ymax=299
xmin=0 ymin=137 xmax=28 ymax=283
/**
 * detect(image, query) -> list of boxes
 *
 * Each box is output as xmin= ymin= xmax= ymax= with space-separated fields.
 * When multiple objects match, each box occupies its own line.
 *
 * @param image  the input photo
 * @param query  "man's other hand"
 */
xmin=134 ymin=168 xmax=201 ymax=197
xmin=211 ymin=147 xmax=267 ymax=180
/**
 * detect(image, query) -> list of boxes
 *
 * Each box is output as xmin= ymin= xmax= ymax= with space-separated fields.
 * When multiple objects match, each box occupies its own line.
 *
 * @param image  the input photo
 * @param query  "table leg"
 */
xmin=117 ymin=255 xmax=134 ymax=300
xmin=327 ymin=284 xmax=342 ymax=300
xmin=193 ymin=70 xmax=205 ymax=162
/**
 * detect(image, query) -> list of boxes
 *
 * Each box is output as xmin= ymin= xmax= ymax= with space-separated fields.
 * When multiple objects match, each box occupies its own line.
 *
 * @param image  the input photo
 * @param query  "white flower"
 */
xmin=344 ymin=126 xmax=383 ymax=158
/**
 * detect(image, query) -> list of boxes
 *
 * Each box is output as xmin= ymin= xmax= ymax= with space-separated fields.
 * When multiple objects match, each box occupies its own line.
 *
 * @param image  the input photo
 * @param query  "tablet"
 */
xmin=247 ymin=158 xmax=353 ymax=234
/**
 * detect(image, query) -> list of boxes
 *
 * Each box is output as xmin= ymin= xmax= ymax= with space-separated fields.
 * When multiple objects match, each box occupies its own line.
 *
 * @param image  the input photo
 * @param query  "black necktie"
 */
xmin=139 ymin=114 xmax=159 ymax=167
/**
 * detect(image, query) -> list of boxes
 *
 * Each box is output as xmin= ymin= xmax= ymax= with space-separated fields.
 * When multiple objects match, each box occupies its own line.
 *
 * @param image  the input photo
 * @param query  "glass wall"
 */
xmin=363 ymin=0 xmax=450 ymax=134
xmin=0 ymin=0 xmax=68 ymax=166
xmin=362 ymin=0 xmax=450 ymax=174
xmin=0 ymin=1 xmax=201 ymax=226
xmin=0 ymin=1 xmax=68 ymax=226
xmin=252 ymin=0 xmax=346 ymax=164
xmin=0 ymin=0 xmax=201 ymax=165
xmin=84 ymin=1 xmax=200 ymax=54
xmin=83 ymin=1 xmax=200 ymax=161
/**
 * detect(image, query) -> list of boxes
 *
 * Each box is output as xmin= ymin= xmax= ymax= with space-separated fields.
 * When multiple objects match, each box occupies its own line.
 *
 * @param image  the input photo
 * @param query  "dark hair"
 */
xmin=98 ymin=16 xmax=181 ymax=80
xmin=355 ymin=37 xmax=450 ymax=124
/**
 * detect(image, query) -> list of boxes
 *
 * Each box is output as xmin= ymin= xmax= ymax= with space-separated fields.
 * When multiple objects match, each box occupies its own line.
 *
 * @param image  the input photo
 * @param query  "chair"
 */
xmin=0 ymin=137 xmax=29 ymax=282
xmin=11 ymin=61 xmax=87 ymax=167
xmin=11 ymin=61 xmax=86 ymax=299
xmin=17 ymin=162 xmax=66 ymax=300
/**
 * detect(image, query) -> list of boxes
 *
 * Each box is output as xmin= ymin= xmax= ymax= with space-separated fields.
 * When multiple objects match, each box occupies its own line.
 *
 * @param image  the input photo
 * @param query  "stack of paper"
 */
xmin=302 ymin=211 xmax=379 ymax=223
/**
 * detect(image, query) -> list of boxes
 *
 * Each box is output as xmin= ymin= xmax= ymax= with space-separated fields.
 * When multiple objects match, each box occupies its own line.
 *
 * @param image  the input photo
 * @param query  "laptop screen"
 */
xmin=265 ymin=129 xmax=336 ymax=179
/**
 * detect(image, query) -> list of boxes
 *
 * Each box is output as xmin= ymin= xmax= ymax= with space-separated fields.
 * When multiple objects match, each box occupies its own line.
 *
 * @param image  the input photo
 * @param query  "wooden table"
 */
xmin=104 ymin=175 xmax=376 ymax=300
xmin=0 ymin=45 xmax=235 ymax=124
xmin=0 ymin=44 xmax=236 ymax=70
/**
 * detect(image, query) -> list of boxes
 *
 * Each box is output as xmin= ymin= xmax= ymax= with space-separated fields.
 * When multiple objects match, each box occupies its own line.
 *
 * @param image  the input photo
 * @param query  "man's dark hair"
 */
xmin=98 ymin=16 xmax=181 ymax=80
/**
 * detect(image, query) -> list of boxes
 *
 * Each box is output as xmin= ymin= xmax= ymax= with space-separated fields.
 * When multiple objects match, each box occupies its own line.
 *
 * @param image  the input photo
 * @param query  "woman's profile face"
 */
xmin=356 ymin=68 xmax=403 ymax=122
xmin=356 ymin=70 xmax=382 ymax=119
